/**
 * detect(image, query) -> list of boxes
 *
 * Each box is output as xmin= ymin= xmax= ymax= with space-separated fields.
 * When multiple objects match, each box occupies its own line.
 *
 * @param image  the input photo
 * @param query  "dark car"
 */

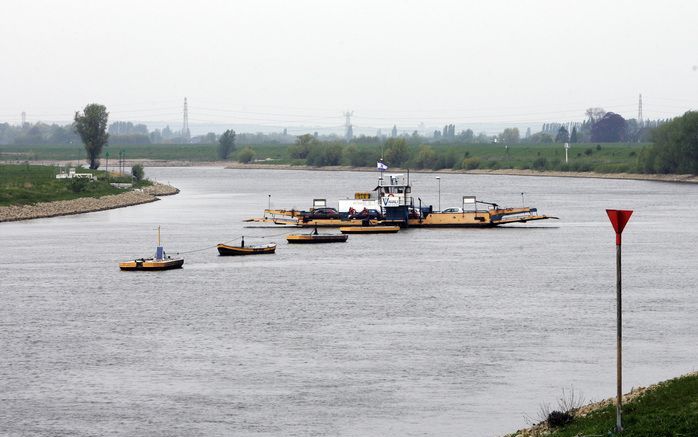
xmin=306 ymin=207 xmax=340 ymax=220
xmin=349 ymin=209 xmax=383 ymax=220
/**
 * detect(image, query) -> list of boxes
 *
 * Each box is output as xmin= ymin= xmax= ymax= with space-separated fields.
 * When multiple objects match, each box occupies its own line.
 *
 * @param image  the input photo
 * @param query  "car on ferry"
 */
xmin=441 ymin=207 xmax=464 ymax=213
xmin=306 ymin=207 xmax=340 ymax=219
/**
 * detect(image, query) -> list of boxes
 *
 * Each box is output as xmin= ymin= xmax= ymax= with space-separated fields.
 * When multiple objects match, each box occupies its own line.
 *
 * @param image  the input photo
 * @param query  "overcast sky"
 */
xmin=1 ymin=0 xmax=697 ymax=132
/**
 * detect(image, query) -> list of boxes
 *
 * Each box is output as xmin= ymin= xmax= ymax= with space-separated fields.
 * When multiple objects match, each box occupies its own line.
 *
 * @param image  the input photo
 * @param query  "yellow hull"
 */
xmin=119 ymin=258 xmax=184 ymax=270
xmin=217 ymin=243 xmax=276 ymax=256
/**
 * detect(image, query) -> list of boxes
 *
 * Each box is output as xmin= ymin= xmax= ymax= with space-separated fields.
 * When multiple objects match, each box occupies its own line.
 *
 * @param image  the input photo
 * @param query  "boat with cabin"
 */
xmin=248 ymin=171 xmax=556 ymax=228
xmin=119 ymin=226 xmax=184 ymax=271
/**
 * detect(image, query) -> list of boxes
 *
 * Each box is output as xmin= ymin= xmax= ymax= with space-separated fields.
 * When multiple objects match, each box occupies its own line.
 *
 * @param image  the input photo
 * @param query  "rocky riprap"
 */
xmin=0 ymin=183 xmax=179 ymax=223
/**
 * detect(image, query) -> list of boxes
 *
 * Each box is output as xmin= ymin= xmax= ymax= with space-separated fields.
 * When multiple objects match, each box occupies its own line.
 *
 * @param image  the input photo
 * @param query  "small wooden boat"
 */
xmin=339 ymin=226 xmax=400 ymax=234
xmin=217 ymin=236 xmax=276 ymax=256
xmin=287 ymin=228 xmax=348 ymax=244
xmin=119 ymin=226 xmax=184 ymax=271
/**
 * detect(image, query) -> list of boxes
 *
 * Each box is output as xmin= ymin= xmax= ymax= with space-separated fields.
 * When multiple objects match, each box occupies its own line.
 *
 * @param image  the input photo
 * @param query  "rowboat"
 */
xmin=339 ymin=226 xmax=400 ymax=234
xmin=287 ymin=234 xmax=348 ymax=244
xmin=287 ymin=227 xmax=348 ymax=244
xmin=119 ymin=226 xmax=184 ymax=271
xmin=217 ymin=237 xmax=276 ymax=255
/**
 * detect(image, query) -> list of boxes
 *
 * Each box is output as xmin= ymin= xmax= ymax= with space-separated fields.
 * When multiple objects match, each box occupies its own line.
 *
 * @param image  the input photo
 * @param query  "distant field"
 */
xmin=0 ymin=142 xmax=649 ymax=173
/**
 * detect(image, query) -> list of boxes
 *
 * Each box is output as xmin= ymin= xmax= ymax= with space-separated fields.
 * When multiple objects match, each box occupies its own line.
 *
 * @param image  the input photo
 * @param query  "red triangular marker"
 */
xmin=606 ymin=209 xmax=633 ymax=244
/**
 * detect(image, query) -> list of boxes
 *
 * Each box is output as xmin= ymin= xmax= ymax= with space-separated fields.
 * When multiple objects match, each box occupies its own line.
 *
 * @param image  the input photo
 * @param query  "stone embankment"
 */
xmin=0 ymin=183 xmax=179 ymax=223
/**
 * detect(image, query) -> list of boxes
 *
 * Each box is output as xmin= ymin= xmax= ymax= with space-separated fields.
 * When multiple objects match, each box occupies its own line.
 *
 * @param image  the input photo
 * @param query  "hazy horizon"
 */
xmin=2 ymin=0 xmax=697 ymax=134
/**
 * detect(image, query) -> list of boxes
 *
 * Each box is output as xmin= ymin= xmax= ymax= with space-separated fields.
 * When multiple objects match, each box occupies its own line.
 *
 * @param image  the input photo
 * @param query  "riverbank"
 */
xmin=0 ymin=182 xmax=179 ymax=223
xmin=7 ymin=159 xmax=698 ymax=184
xmin=506 ymin=371 xmax=698 ymax=436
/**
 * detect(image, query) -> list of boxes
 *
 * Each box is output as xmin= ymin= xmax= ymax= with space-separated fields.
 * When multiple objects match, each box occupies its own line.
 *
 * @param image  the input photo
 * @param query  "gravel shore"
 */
xmin=0 ymin=182 xmax=179 ymax=223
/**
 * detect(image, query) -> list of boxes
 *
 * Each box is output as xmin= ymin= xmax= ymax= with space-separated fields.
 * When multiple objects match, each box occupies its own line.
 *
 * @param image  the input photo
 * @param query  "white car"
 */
xmin=441 ymin=207 xmax=464 ymax=213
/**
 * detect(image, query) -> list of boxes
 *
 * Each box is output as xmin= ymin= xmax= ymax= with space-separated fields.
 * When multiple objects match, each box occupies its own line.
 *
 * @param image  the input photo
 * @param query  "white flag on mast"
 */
xmin=377 ymin=161 xmax=388 ymax=171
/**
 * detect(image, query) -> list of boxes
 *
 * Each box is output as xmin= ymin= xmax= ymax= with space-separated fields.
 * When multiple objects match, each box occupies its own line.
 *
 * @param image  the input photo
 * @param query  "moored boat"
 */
xmin=287 ymin=234 xmax=348 ymax=243
xmin=287 ymin=228 xmax=348 ymax=244
xmin=217 ymin=236 xmax=276 ymax=255
xmin=119 ymin=226 xmax=184 ymax=271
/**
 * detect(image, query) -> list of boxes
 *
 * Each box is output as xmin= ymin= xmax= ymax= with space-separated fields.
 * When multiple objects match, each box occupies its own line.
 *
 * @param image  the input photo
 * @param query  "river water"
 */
xmin=1 ymin=167 xmax=696 ymax=436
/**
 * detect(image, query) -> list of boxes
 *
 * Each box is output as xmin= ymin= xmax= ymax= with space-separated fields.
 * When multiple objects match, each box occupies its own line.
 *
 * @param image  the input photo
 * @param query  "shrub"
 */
xmin=547 ymin=410 xmax=573 ymax=428
xmin=584 ymin=148 xmax=593 ymax=156
xmin=462 ymin=157 xmax=481 ymax=170
xmin=69 ymin=178 xmax=89 ymax=193
xmin=131 ymin=164 xmax=144 ymax=181
xmin=237 ymin=146 xmax=255 ymax=163
xmin=532 ymin=157 xmax=548 ymax=170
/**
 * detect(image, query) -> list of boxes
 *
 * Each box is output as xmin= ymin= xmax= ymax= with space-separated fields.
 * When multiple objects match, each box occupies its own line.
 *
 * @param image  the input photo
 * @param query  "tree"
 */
xmin=570 ymin=126 xmax=578 ymax=143
xmin=591 ymin=112 xmax=626 ymax=142
xmin=391 ymin=125 xmax=398 ymax=138
xmin=131 ymin=163 xmax=144 ymax=181
xmin=237 ymin=146 xmax=255 ymax=163
xmin=289 ymin=133 xmax=318 ymax=159
xmin=555 ymin=126 xmax=569 ymax=143
xmin=74 ymin=103 xmax=109 ymax=169
xmin=499 ymin=127 xmax=520 ymax=144
xmin=585 ymin=107 xmax=606 ymax=124
xmin=640 ymin=111 xmax=698 ymax=174
xmin=218 ymin=129 xmax=236 ymax=160
xmin=384 ymin=137 xmax=410 ymax=167
xmin=414 ymin=145 xmax=437 ymax=169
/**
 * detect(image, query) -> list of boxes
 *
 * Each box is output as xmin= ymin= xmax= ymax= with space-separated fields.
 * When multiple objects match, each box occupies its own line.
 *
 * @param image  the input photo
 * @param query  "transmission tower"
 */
xmin=182 ymin=97 xmax=191 ymax=142
xmin=343 ymin=110 xmax=354 ymax=142
xmin=21 ymin=111 xmax=26 ymax=126
xmin=638 ymin=94 xmax=643 ymax=126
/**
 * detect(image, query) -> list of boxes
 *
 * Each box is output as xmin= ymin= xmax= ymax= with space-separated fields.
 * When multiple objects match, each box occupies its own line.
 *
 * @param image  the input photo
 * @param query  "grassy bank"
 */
xmin=0 ymin=163 xmax=150 ymax=206
xmin=510 ymin=372 xmax=698 ymax=436
xmin=0 ymin=142 xmax=648 ymax=174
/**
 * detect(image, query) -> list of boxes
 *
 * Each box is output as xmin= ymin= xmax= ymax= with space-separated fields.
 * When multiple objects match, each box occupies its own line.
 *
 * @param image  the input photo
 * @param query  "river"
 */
xmin=1 ymin=167 xmax=696 ymax=436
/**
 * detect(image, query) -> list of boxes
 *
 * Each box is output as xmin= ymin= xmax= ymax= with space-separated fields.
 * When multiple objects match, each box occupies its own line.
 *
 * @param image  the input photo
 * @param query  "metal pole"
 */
xmin=606 ymin=208 xmax=632 ymax=434
xmin=436 ymin=177 xmax=441 ymax=211
xmin=616 ymin=240 xmax=623 ymax=433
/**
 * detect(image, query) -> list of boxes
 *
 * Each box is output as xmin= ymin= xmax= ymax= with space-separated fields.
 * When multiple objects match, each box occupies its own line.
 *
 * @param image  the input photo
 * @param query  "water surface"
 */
xmin=1 ymin=168 xmax=696 ymax=436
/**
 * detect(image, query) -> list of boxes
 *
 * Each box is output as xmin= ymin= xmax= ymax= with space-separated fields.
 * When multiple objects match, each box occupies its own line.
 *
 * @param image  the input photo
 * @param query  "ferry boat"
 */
xmin=217 ymin=236 xmax=276 ymax=256
xmin=248 ymin=172 xmax=556 ymax=228
xmin=119 ymin=227 xmax=184 ymax=271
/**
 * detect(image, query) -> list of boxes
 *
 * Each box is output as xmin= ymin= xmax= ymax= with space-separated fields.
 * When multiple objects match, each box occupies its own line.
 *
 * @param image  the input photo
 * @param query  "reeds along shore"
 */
xmin=0 ymin=183 xmax=179 ymax=223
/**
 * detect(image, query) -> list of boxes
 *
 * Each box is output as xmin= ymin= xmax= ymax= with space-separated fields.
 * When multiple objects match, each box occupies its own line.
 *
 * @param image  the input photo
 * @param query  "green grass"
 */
xmin=0 ymin=142 xmax=648 ymax=173
xmin=540 ymin=373 xmax=698 ymax=436
xmin=0 ymin=163 xmax=149 ymax=206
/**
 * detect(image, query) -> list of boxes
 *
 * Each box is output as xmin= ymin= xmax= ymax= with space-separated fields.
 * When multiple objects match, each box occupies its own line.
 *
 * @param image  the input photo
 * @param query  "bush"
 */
xmin=461 ymin=157 xmax=481 ymax=170
xmin=547 ymin=410 xmax=573 ymax=428
xmin=344 ymin=145 xmax=377 ymax=167
xmin=584 ymin=148 xmax=593 ymax=156
xmin=532 ymin=157 xmax=548 ymax=170
xmin=237 ymin=147 xmax=255 ymax=163
xmin=69 ymin=178 xmax=89 ymax=193
xmin=131 ymin=164 xmax=144 ymax=181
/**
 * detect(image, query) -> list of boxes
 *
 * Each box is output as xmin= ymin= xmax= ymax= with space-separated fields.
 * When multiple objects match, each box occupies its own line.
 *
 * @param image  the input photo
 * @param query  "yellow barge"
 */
xmin=247 ymin=173 xmax=556 ymax=228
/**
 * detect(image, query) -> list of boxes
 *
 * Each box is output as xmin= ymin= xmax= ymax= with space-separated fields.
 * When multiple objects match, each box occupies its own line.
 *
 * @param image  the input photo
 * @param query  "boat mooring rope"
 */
xmin=174 ymin=229 xmax=298 ymax=255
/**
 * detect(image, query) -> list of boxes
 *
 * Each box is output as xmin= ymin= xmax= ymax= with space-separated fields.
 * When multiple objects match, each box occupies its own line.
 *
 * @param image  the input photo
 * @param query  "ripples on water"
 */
xmin=1 ymin=168 xmax=696 ymax=436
